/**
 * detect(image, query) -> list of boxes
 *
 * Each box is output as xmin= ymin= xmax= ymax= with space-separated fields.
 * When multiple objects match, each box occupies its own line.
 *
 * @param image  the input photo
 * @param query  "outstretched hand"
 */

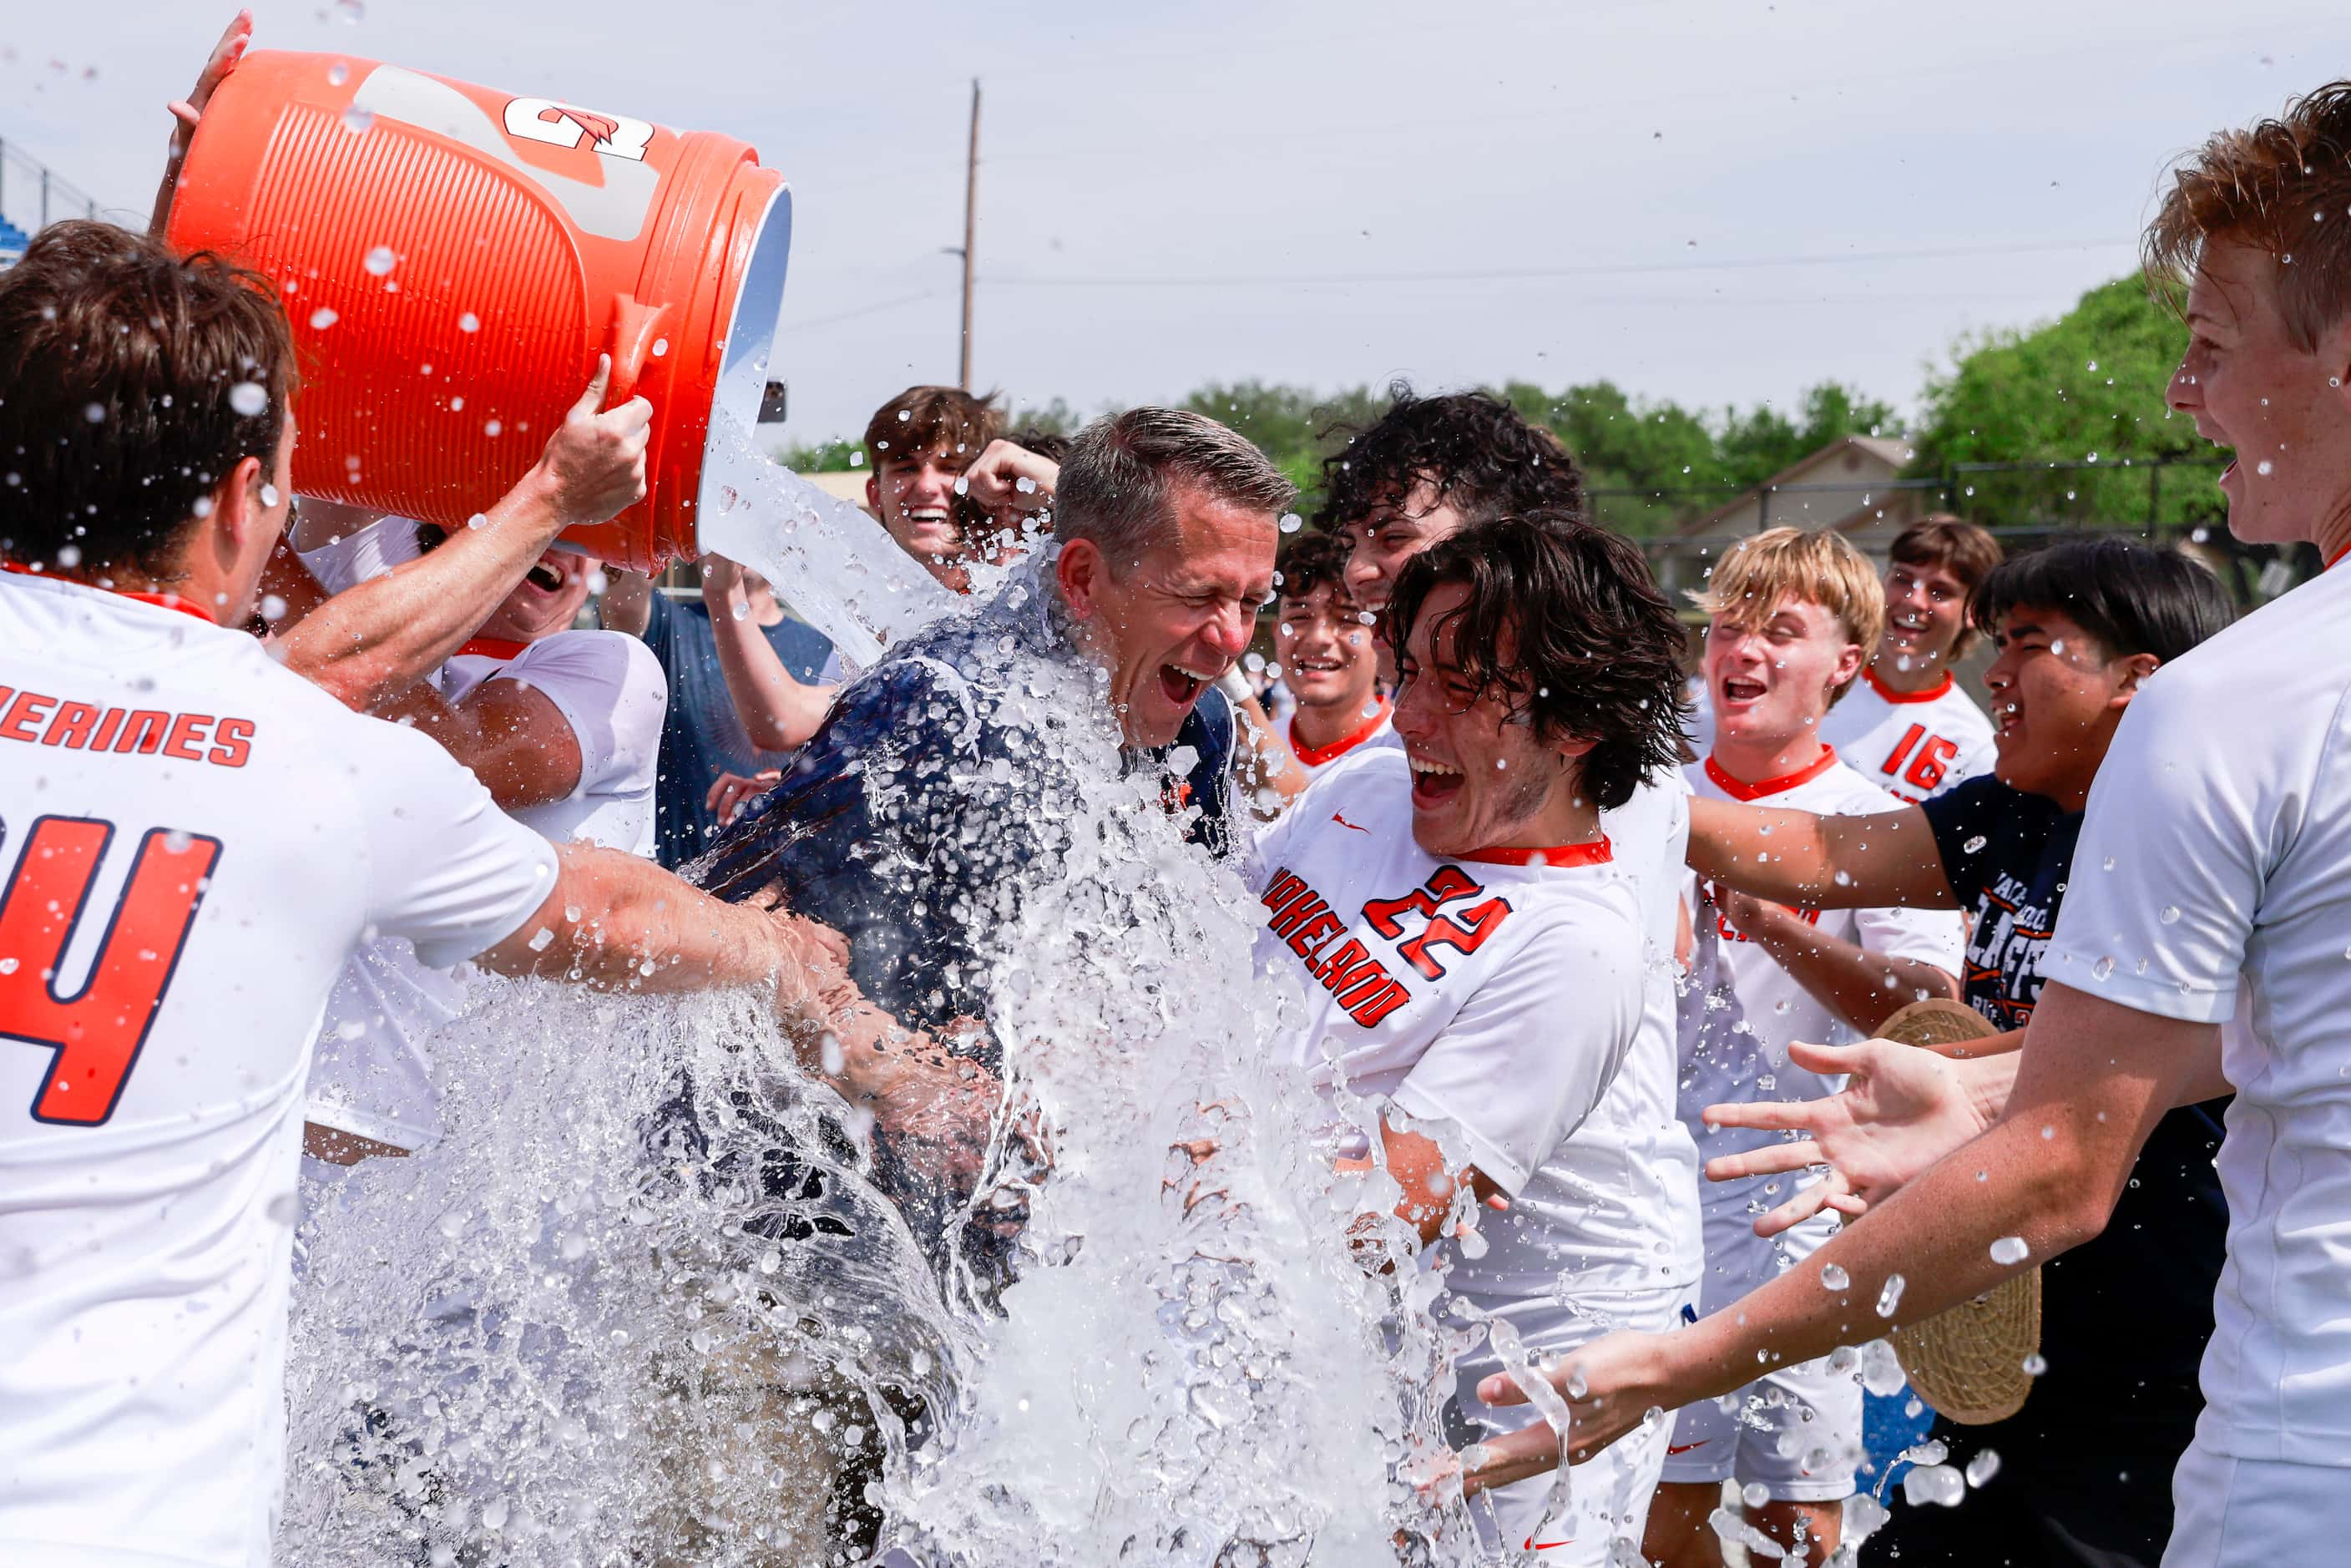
xmin=150 ymin=11 xmax=252 ymax=239
xmin=1701 ymin=1036 xmax=1993 ymax=1237
xmin=1459 ymin=1330 xmax=1676 ymax=1495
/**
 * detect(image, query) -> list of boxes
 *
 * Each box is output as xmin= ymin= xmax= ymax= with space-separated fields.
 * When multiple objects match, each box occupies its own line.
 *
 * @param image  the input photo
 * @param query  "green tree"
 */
xmin=1909 ymin=276 xmax=2221 ymax=528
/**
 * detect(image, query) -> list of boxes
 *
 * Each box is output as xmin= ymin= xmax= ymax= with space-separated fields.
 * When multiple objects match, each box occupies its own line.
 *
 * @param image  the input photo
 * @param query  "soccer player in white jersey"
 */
xmin=295 ymin=519 xmax=669 ymax=1160
xmin=0 ymin=221 xmax=948 ymax=1568
xmin=1817 ymin=517 xmax=2000 ymax=803
xmin=1253 ymin=513 xmax=1695 ymax=1564
xmin=1466 ymin=79 xmax=2351 ymax=1568
xmin=1269 ymin=530 xmax=1390 ymax=784
xmin=1688 ymin=517 xmax=2000 ymax=804
xmin=1651 ymin=526 xmax=1961 ymax=1568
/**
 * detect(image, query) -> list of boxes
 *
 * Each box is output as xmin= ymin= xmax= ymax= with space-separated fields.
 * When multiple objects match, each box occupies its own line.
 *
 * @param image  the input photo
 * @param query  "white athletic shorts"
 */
xmin=1657 ymin=1206 xmax=1861 ymax=1503
xmin=1450 ymin=1283 xmax=1696 ymax=1565
xmin=2164 ymin=1438 xmax=2351 ymax=1567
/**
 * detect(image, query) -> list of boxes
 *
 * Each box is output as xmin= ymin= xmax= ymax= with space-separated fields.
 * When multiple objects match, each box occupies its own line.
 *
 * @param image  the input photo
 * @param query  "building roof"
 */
xmin=1674 ymin=433 xmax=1919 ymax=537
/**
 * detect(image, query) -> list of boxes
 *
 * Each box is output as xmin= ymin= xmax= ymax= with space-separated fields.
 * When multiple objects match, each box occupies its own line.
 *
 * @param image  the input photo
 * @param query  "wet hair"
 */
xmin=1689 ymin=526 xmax=1885 ymax=706
xmin=1969 ymin=536 xmax=2234 ymax=665
xmin=1274 ymin=529 xmax=1358 ymax=610
xmin=862 ymin=384 xmax=1001 ymax=469
xmin=1312 ymin=386 xmax=1585 ymax=537
xmin=1003 ymin=427 xmax=1073 ymax=464
xmin=0 ymin=220 xmax=295 ymax=579
xmin=1384 ymin=509 xmax=1688 ymax=812
xmin=1888 ymin=514 xmax=2003 ymax=656
xmin=1054 ymin=407 xmax=1293 ymax=569
xmin=2144 ymin=80 xmax=2351 ymax=348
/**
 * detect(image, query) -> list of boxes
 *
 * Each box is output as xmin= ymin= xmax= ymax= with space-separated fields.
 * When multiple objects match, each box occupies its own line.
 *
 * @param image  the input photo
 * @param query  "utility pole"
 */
xmin=958 ymin=78 xmax=980 ymax=390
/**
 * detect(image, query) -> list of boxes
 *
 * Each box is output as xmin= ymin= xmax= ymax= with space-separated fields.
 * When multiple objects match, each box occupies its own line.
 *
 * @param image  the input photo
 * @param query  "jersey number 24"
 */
xmin=0 ymin=816 xmax=220 ymax=1126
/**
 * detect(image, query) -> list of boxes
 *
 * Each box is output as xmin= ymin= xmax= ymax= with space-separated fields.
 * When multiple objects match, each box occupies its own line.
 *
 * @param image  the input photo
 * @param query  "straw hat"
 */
xmin=1872 ymin=999 xmax=2044 ymax=1426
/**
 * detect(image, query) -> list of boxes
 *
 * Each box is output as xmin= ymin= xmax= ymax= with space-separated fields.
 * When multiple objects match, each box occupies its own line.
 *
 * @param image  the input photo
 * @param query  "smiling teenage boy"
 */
xmin=1272 ymin=530 xmax=1390 ymax=780
xmin=1818 ymin=516 xmax=2001 ymax=802
xmin=1251 ymin=513 xmax=1695 ymax=1565
xmin=1651 ymin=526 xmax=1963 ymax=1568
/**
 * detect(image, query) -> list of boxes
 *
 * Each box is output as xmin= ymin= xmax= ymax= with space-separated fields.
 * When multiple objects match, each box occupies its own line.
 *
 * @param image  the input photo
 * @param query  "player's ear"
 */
xmin=864 ymin=473 xmax=881 ymax=513
xmin=1546 ymin=730 xmax=1597 ymax=766
xmin=1829 ymin=638 xmax=1867 ymax=695
xmin=1056 ymin=537 xmax=1105 ymax=622
xmin=2111 ymin=650 xmax=2162 ymax=704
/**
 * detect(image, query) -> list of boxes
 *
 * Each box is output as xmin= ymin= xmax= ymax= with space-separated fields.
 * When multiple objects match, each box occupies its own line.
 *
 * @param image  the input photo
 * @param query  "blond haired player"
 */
xmin=1688 ymin=517 xmax=2000 ymax=805
xmin=1649 ymin=527 xmax=1961 ymax=1568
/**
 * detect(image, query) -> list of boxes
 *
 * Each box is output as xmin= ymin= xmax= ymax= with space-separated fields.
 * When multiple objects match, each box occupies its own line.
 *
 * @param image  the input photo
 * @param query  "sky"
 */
xmin=7 ymin=0 xmax=2351 ymax=444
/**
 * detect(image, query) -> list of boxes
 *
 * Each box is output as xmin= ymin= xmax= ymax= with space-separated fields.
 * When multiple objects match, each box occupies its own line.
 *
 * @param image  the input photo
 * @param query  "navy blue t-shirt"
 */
xmin=1886 ymin=775 xmax=2227 ymax=1565
xmin=612 ymin=589 xmax=834 ymax=869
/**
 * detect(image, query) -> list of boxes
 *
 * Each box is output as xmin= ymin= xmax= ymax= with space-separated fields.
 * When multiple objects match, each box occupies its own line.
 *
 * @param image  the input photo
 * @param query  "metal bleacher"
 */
xmin=0 ymin=134 xmax=102 ymax=265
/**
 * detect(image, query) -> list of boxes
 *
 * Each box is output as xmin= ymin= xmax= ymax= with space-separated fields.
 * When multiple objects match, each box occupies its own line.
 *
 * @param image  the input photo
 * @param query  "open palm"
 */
xmin=1699 ymin=1037 xmax=1995 ymax=1236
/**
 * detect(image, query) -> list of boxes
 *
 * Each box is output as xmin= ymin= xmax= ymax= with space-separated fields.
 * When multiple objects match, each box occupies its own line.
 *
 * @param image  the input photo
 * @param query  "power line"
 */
xmin=978 ymin=236 xmax=2136 ymax=291
xmin=786 ymin=289 xmax=947 ymax=331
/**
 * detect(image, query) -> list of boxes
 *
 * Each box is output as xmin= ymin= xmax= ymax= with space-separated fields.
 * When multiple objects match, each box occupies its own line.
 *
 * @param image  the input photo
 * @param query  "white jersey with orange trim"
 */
xmin=1816 ymin=665 xmax=1995 ymax=804
xmin=304 ymin=632 xmax=666 ymax=1152
xmin=1249 ymin=746 xmax=1646 ymax=1207
xmin=1677 ymin=748 xmax=1966 ymax=1219
xmin=1282 ymin=697 xmax=1393 ymax=780
xmin=0 ymin=572 xmax=556 ymax=1567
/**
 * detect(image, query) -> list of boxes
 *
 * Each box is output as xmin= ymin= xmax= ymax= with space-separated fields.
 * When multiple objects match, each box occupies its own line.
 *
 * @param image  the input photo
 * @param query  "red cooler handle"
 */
xmin=603 ymin=293 xmax=675 ymax=406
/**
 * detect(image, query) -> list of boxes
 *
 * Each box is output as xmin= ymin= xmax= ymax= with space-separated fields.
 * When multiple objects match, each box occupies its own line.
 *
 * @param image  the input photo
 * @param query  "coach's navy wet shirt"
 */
xmin=697 ymin=561 xmax=1236 ymax=1039
xmin=1878 ymin=773 xmax=2227 ymax=1565
xmin=685 ymin=561 xmax=1236 ymax=1277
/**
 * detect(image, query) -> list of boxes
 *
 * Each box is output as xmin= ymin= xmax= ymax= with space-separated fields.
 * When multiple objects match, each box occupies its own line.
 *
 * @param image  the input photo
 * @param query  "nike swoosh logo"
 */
xmin=1667 ymin=1439 xmax=1708 ymax=1454
xmin=1332 ymin=812 xmax=1370 ymax=833
xmin=1524 ymin=1536 xmax=1576 ymax=1551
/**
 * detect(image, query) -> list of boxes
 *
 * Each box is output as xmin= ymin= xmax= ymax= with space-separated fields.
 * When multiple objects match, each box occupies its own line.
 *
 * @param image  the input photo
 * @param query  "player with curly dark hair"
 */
xmin=1312 ymin=385 xmax=1586 ymax=624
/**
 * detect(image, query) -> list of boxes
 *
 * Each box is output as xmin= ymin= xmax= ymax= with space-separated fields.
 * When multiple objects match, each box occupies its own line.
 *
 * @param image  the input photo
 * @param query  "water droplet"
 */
xmin=2022 ymin=1353 xmax=2048 ymax=1376
xmin=2091 ymin=955 xmax=2115 ymax=980
xmin=2257 ymin=459 xmax=2275 ymax=477
xmin=1279 ymin=512 xmax=1303 ymax=534
xmin=309 ymin=306 xmax=339 ymax=331
xmin=1820 ymin=1262 xmax=1850 ymax=1291
xmin=362 ymin=245 xmax=397 ymax=276
xmin=458 ymin=311 xmax=481 ymax=333
xmin=1963 ymin=834 xmax=1988 ymax=854
xmin=1966 ymin=1448 xmax=2002 ymax=1488
xmin=484 ymin=419 xmax=503 ymax=438
xmin=326 ymin=61 xmax=349 ymax=86
xmin=2161 ymin=905 xmax=2182 ymax=924
xmin=1990 ymin=1236 xmax=2029 ymax=1266
xmin=651 ymin=336 xmax=670 ymax=357
xmin=1876 ymin=1273 xmax=1905 ymax=1316
xmin=341 ymin=104 xmax=374 ymax=134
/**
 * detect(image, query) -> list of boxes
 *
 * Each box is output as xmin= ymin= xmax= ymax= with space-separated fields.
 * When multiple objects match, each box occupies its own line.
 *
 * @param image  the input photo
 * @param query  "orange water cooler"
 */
xmin=164 ymin=50 xmax=789 ymax=571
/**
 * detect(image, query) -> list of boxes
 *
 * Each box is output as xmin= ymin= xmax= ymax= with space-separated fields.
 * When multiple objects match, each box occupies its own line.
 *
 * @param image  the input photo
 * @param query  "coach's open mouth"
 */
xmin=524 ymin=560 xmax=565 ymax=594
xmin=1159 ymin=663 xmax=1210 ymax=707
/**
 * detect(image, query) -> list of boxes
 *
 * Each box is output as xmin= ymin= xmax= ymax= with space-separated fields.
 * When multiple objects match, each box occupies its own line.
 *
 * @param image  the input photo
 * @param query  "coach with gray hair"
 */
xmin=693 ymin=406 xmax=1287 ymax=1213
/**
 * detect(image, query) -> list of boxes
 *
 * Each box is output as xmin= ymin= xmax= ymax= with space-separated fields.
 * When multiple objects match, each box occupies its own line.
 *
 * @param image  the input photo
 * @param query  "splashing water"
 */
xmin=698 ymin=407 xmax=958 ymax=671
xmin=282 ymin=547 xmax=1489 ymax=1562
